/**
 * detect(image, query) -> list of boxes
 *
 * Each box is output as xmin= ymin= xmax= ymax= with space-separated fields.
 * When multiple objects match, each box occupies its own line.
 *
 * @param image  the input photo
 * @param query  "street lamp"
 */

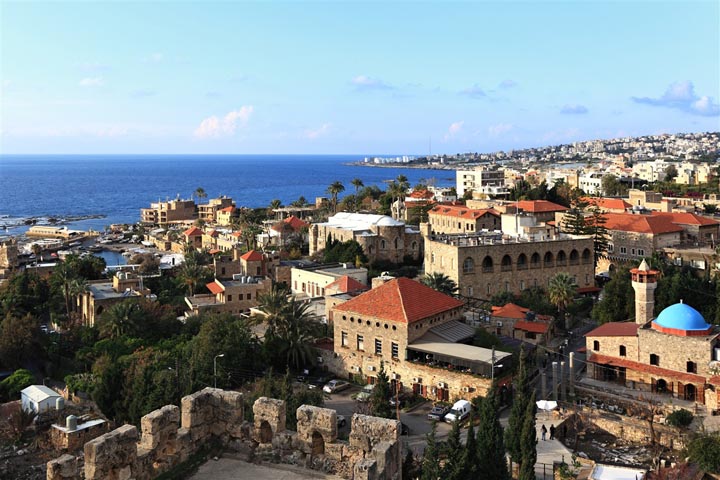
xmin=214 ymin=353 xmax=225 ymax=389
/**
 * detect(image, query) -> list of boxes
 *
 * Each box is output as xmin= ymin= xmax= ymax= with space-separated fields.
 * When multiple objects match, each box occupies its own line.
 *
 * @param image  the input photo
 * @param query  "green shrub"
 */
xmin=0 ymin=369 xmax=35 ymax=401
xmin=666 ymin=408 xmax=694 ymax=428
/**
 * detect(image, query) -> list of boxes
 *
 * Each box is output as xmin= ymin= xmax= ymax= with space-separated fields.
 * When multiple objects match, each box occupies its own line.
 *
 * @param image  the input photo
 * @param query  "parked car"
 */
xmin=323 ymin=379 xmax=351 ymax=394
xmin=444 ymin=399 xmax=472 ymax=423
xmin=337 ymin=415 xmax=347 ymax=428
xmin=427 ymin=404 xmax=450 ymax=421
xmin=389 ymin=394 xmax=408 ymax=408
xmin=308 ymin=375 xmax=330 ymax=390
xmin=354 ymin=384 xmax=375 ymax=402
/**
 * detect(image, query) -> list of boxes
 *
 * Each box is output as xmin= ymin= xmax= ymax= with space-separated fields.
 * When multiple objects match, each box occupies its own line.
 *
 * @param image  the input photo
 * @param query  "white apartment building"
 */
xmin=456 ymin=167 xmax=508 ymax=197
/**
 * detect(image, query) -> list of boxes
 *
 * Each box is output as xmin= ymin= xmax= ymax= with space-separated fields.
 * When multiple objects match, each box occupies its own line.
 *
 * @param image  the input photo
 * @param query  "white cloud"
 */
xmin=193 ymin=106 xmax=254 ymax=139
xmin=443 ymin=121 xmax=464 ymax=141
xmin=498 ymin=79 xmax=517 ymax=89
xmin=632 ymin=81 xmax=719 ymax=117
xmin=459 ymin=84 xmax=486 ymax=98
xmin=79 ymin=77 xmax=104 ymax=87
xmin=303 ymin=123 xmax=332 ymax=139
xmin=351 ymin=75 xmax=394 ymax=91
xmin=560 ymin=104 xmax=589 ymax=114
xmin=488 ymin=123 xmax=514 ymax=137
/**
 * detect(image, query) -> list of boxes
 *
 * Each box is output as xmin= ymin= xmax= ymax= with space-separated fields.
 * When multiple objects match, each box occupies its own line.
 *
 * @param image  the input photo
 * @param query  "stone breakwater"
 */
xmin=47 ymin=387 xmax=402 ymax=480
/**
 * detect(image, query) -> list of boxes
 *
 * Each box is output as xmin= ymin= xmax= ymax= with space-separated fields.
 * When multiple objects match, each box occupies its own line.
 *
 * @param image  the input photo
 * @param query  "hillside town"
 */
xmin=3 ymin=132 xmax=720 ymax=480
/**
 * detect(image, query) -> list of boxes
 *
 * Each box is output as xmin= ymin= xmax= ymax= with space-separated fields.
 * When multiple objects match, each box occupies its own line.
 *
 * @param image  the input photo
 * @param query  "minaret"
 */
xmin=630 ymin=259 xmax=660 ymax=325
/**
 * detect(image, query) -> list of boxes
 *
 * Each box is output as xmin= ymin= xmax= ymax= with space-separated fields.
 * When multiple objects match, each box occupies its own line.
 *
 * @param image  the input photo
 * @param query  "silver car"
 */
xmin=323 ymin=379 xmax=351 ymax=394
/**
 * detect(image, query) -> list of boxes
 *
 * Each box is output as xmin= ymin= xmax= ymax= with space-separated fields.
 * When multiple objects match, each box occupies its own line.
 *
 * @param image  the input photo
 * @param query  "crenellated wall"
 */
xmin=47 ymin=387 xmax=402 ymax=480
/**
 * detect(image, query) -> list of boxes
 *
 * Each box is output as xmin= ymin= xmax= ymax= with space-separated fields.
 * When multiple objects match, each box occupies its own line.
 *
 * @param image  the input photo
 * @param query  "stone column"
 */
xmin=568 ymin=352 xmax=575 ymax=397
xmin=551 ymin=362 xmax=559 ymax=401
xmin=540 ymin=371 xmax=547 ymax=400
xmin=560 ymin=361 xmax=566 ymax=402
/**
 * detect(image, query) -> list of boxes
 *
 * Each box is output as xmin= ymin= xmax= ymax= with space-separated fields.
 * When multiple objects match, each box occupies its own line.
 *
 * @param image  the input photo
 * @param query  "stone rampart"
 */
xmin=47 ymin=387 xmax=401 ymax=480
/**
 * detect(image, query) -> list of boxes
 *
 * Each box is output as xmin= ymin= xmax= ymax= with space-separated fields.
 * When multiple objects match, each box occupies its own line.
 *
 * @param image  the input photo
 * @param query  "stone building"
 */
xmin=586 ymin=261 xmax=720 ymax=410
xmin=488 ymin=302 xmax=554 ymax=345
xmin=290 ymin=263 xmax=368 ymax=298
xmin=197 ymin=196 xmax=234 ymax=223
xmin=78 ymin=272 xmax=153 ymax=327
xmin=328 ymin=277 xmax=509 ymax=402
xmin=141 ymin=198 xmax=196 ymax=225
xmin=185 ymin=276 xmax=271 ymax=317
xmin=309 ymin=212 xmax=422 ymax=264
xmin=0 ymin=237 xmax=19 ymax=282
xmin=423 ymin=232 xmax=594 ymax=298
xmin=426 ymin=204 xmax=500 ymax=235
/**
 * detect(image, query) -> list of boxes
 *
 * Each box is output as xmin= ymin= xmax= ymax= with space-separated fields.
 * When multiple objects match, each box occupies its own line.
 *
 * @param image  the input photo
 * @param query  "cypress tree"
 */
xmin=505 ymin=345 xmax=530 ymax=467
xmin=371 ymin=361 xmax=393 ymax=418
xmin=518 ymin=392 xmax=538 ymax=480
xmin=420 ymin=422 xmax=440 ymax=480
xmin=442 ymin=420 xmax=464 ymax=480
xmin=476 ymin=393 xmax=509 ymax=480
xmin=461 ymin=414 xmax=478 ymax=479
xmin=402 ymin=448 xmax=419 ymax=480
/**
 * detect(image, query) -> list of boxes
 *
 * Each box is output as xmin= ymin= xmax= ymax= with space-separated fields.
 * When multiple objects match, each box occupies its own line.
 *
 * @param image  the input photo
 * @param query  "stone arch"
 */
xmin=557 ymin=250 xmax=567 ymax=265
xmin=259 ymin=420 xmax=273 ymax=443
xmin=570 ymin=249 xmax=579 ymax=264
xmin=685 ymin=384 xmax=697 ymax=401
xmin=482 ymin=255 xmax=493 ymax=272
xmin=530 ymin=252 xmax=541 ymax=268
xmin=517 ymin=253 xmax=527 ymax=269
xmin=381 ymin=239 xmax=386 ymax=249
xmin=544 ymin=251 xmax=554 ymax=266
xmin=311 ymin=430 xmax=325 ymax=455
xmin=463 ymin=257 xmax=475 ymax=274
xmin=656 ymin=378 xmax=668 ymax=393
xmin=501 ymin=254 xmax=512 ymax=271
xmin=582 ymin=248 xmax=592 ymax=264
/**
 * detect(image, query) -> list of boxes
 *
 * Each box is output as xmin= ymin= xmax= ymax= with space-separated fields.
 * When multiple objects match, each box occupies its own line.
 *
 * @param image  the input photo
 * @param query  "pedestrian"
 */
xmin=549 ymin=424 xmax=556 ymax=440
xmin=541 ymin=424 xmax=547 ymax=441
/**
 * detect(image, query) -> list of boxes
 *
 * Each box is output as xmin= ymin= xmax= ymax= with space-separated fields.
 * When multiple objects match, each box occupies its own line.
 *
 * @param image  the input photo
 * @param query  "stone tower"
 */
xmin=630 ymin=259 xmax=660 ymax=325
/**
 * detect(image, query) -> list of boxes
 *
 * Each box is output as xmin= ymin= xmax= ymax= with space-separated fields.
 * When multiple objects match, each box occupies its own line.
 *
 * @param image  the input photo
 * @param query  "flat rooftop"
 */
xmin=87 ymin=283 xmax=141 ymax=301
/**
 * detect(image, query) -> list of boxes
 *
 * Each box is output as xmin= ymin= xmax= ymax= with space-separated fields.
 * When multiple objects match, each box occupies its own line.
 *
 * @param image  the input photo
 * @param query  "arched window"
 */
xmin=501 ymin=254 xmax=512 ymax=271
xmin=582 ymin=248 xmax=592 ymax=264
xmin=463 ymin=257 xmax=475 ymax=274
xmin=394 ymin=237 xmax=399 ymax=249
xmin=530 ymin=252 xmax=541 ymax=269
xmin=544 ymin=252 xmax=554 ymax=267
xmin=619 ymin=345 xmax=626 ymax=357
xmin=569 ymin=249 xmax=579 ymax=265
xmin=482 ymin=256 xmax=494 ymax=272
xmin=381 ymin=240 xmax=386 ymax=249
xmin=411 ymin=241 xmax=417 ymax=250
xmin=593 ymin=340 xmax=600 ymax=351
xmin=557 ymin=250 xmax=567 ymax=265
xmin=517 ymin=253 xmax=528 ymax=270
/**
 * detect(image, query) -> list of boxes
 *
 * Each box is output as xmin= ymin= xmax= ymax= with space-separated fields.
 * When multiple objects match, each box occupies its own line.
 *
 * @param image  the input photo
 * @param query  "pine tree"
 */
xmin=442 ymin=420 xmax=464 ymax=480
xmin=371 ymin=361 xmax=393 ymax=419
xmin=561 ymin=196 xmax=588 ymax=235
xmin=476 ymin=393 xmax=509 ymax=480
xmin=518 ymin=392 xmax=538 ymax=480
xmin=587 ymin=206 xmax=609 ymax=265
xmin=420 ymin=422 xmax=440 ymax=480
xmin=505 ymin=345 xmax=530 ymax=467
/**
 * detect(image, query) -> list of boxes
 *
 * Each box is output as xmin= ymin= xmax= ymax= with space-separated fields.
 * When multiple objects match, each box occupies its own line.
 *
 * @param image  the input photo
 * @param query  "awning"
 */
xmin=426 ymin=320 xmax=477 ymax=342
xmin=409 ymin=335 xmax=512 ymax=369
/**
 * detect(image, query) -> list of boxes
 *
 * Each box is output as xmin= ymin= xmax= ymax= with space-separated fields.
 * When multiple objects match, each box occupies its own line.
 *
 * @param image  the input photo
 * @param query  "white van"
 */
xmin=444 ymin=399 xmax=472 ymax=423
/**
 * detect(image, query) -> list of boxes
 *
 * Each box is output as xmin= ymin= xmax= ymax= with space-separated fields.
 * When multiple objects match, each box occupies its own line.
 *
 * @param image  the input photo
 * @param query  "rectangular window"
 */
xmin=391 ymin=342 xmax=399 ymax=359
xmin=620 ymin=246 xmax=627 ymax=254
xmin=520 ymin=280 xmax=525 ymax=290
xmin=593 ymin=340 xmax=600 ymax=351
xmin=619 ymin=345 xmax=626 ymax=357
xmin=650 ymin=354 xmax=659 ymax=366
xmin=687 ymin=361 xmax=697 ymax=373
xmin=247 ymin=293 xmax=251 ymax=300
xmin=341 ymin=331 xmax=348 ymax=347
xmin=375 ymin=339 xmax=382 ymax=355
xmin=227 ymin=295 xmax=232 ymax=302
xmin=357 ymin=335 xmax=364 ymax=351
xmin=631 ymin=248 xmax=636 ymax=255
xmin=638 ymin=249 xmax=645 ymax=256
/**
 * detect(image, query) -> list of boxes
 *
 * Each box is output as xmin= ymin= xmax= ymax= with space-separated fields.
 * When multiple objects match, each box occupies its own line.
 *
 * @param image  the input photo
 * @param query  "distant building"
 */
xmin=141 ymin=198 xmax=196 ymax=225
xmin=309 ymin=212 xmax=422 ymax=264
xmin=197 ymin=196 xmax=234 ymax=223
xmin=426 ymin=205 xmax=501 ymax=235
xmin=290 ymin=263 xmax=368 ymax=298
xmin=456 ymin=167 xmax=508 ymax=197
xmin=185 ymin=276 xmax=271 ymax=317
xmin=78 ymin=272 xmax=153 ymax=327
xmin=21 ymin=385 xmax=62 ymax=414
xmin=488 ymin=302 xmax=553 ymax=345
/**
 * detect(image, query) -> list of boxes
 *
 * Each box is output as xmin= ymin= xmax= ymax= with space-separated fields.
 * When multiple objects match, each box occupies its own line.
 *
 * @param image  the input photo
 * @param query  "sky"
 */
xmin=1 ymin=0 xmax=719 ymax=155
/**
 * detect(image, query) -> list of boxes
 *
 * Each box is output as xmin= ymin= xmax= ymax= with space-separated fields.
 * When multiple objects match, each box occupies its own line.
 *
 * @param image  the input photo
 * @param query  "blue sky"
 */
xmin=1 ymin=1 xmax=718 ymax=154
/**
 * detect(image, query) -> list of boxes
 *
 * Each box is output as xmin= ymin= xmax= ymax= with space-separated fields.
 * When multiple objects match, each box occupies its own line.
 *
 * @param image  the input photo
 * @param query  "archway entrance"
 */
xmin=259 ymin=421 xmax=273 ymax=443
xmin=656 ymin=378 xmax=668 ymax=393
xmin=685 ymin=384 xmax=697 ymax=402
xmin=311 ymin=431 xmax=325 ymax=455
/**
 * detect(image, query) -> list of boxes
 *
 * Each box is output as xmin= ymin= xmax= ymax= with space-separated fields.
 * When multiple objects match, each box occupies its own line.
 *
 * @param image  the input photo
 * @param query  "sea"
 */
xmin=0 ymin=155 xmax=453 ymax=234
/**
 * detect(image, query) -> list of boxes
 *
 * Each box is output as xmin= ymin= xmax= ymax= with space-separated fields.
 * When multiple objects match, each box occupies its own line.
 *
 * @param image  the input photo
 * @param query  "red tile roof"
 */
xmin=333 ymin=277 xmax=464 ymax=323
xmin=586 ymin=322 xmax=640 ymax=337
xmin=588 ymin=352 xmax=707 ymax=384
xmin=429 ymin=205 xmax=500 ymax=220
xmin=208 ymin=248 xmax=221 ymax=255
xmin=206 ymin=229 xmax=219 ymax=237
xmin=325 ymin=275 xmax=369 ymax=293
xmin=602 ymin=213 xmax=684 ymax=235
xmin=514 ymin=200 xmax=568 ymax=213
xmin=581 ymin=197 xmax=631 ymax=211
xmin=514 ymin=321 xmax=549 ymax=334
xmin=219 ymin=206 xmax=235 ymax=213
xmin=240 ymin=250 xmax=264 ymax=261
xmin=231 ymin=231 xmax=242 ymax=237
xmin=408 ymin=190 xmax=435 ymax=200
xmin=650 ymin=211 xmax=719 ymax=226
xmin=492 ymin=302 xmax=528 ymax=320
xmin=272 ymin=215 xmax=309 ymax=232
xmin=206 ymin=281 xmax=224 ymax=295
xmin=183 ymin=226 xmax=203 ymax=237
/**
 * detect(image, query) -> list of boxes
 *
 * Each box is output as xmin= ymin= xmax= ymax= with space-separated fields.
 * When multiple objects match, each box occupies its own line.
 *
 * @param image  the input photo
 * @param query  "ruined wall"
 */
xmin=47 ymin=387 xmax=401 ymax=480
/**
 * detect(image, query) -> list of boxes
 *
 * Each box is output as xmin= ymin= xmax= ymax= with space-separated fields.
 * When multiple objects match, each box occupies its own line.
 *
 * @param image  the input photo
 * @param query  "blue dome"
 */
xmin=653 ymin=303 xmax=710 ymax=331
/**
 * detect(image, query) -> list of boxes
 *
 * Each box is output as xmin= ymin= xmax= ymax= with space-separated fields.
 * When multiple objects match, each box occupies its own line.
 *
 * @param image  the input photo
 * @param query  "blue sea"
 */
xmin=0 ymin=155 xmax=453 ymax=233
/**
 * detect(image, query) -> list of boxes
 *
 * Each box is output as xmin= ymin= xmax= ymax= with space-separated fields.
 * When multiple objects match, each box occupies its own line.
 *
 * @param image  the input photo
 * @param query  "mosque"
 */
xmin=585 ymin=260 xmax=720 ymax=410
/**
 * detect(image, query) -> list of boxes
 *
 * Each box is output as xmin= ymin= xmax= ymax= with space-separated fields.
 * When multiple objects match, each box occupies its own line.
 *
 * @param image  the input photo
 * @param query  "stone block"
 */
xmin=140 ymin=405 xmax=179 ymax=450
xmin=47 ymin=454 xmax=79 ymax=480
xmin=296 ymin=404 xmax=337 ymax=448
xmin=349 ymin=414 xmax=399 ymax=453
xmin=354 ymin=458 xmax=377 ymax=480
xmin=324 ymin=442 xmax=344 ymax=462
xmin=253 ymin=397 xmax=286 ymax=443
xmin=372 ymin=440 xmax=400 ymax=479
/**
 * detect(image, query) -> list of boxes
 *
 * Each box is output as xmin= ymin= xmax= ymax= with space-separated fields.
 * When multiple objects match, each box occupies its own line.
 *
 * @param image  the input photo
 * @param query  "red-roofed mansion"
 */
xmin=324 ymin=277 xmax=512 ymax=402
xmin=586 ymin=261 xmax=720 ymax=410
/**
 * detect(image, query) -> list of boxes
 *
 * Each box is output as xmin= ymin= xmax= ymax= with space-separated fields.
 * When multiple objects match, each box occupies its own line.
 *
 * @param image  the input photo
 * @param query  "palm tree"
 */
xmin=277 ymin=298 xmax=323 ymax=370
xmin=420 ymin=272 xmax=458 ymax=296
xmin=388 ymin=175 xmax=409 ymax=219
xmin=99 ymin=301 xmax=141 ymax=338
xmin=351 ymin=178 xmax=364 ymax=212
xmin=253 ymin=284 xmax=290 ymax=336
xmin=268 ymin=199 xmax=283 ymax=217
xmin=194 ymin=187 xmax=207 ymax=203
xmin=548 ymin=272 xmax=577 ymax=327
xmin=326 ymin=181 xmax=345 ymax=213
xmin=178 ymin=260 xmax=208 ymax=296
